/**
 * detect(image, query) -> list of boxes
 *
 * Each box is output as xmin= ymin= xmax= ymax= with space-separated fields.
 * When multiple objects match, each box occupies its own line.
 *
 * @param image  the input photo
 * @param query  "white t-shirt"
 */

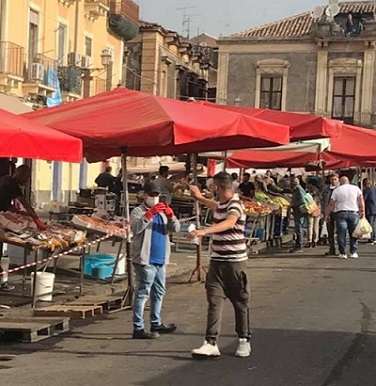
xmin=331 ymin=184 xmax=362 ymax=212
xmin=232 ymin=181 xmax=240 ymax=193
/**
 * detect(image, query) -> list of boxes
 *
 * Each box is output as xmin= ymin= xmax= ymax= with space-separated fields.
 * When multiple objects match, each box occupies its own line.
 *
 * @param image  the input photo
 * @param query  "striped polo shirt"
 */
xmin=211 ymin=197 xmax=247 ymax=262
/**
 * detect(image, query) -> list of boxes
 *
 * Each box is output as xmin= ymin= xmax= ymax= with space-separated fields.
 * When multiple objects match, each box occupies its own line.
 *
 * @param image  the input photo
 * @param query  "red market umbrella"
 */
xmin=323 ymin=124 xmax=376 ymax=165
xmin=24 ymin=88 xmax=290 ymax=162
xmin=227 ymin=149 xmax=321 ymax=169
xmin=0 ymin=108 xmax=82 ymax=162
xmin=201 ymin=102 xmax=341 ymax=141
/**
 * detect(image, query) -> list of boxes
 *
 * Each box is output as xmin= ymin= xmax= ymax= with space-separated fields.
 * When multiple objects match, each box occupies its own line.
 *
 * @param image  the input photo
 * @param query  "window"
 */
xmin=85 ymin=36 xmax=92 ymax=58
xmin=57 ymin=23 xmax=67 ymax=65
xmin=28 ymin=9 xmax=39 ymax=63
xmin=332 ymin=77 xmax=355 ymax=124
xmin=260 ymin=76 xmax=283 ymax=110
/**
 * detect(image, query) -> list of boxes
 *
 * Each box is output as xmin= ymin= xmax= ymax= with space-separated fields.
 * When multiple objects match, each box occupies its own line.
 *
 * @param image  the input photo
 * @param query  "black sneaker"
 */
xmin=132 ymin=329 xmax=159 ymax=340
xmin=324 ymin=250 xmax=337 ymax=256
xmin=151 ymin=323 xmax=177 ymax=334
xmin=0 ymin=283 xmax=15 ymax=291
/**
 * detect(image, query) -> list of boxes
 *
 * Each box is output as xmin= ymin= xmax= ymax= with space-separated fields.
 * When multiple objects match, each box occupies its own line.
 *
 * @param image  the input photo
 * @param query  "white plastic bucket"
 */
xmin=31 ymin=272 xmax=55 ymax=302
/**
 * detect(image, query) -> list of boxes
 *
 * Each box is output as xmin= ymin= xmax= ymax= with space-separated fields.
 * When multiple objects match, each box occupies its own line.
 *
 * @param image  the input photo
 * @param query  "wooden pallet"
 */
xmin=66 ymin=296 xmax=123 ymax=312
xmin=0 ymin=317 xmax=70 ymax=343
xmin=34 ymin=305 xmax=102 ymax=319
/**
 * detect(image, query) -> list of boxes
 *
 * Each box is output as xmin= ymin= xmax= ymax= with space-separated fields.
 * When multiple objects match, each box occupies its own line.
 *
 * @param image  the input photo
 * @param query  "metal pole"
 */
xmin=121 ymin=150 xmax=134 ymax=307
xmin=192 ymin=153 xmax=203 ymax=282
xmin=222 ymin=151 xmax=227 ymax=172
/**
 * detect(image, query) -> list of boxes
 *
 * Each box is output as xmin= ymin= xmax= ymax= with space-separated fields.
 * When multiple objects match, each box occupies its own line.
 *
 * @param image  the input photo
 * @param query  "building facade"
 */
xmin=125 ymin=21 xmax=211 ymax=100
xmin=0 ymin=0 xmax=139 ymax=204
xmin=217 ymin=1 xmax=376 ymax=128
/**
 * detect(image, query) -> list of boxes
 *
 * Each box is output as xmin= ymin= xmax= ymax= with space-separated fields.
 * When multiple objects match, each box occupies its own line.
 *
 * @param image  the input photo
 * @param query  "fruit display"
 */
xmin=242 ymin=199 xmax=272 ymax=216
xmin=254 ymin=192 xmax=290 ymax=209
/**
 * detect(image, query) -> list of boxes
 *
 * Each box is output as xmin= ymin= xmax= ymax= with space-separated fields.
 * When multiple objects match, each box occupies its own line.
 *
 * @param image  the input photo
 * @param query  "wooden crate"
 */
xmin=34 ymin=305 xmax=102 ymax=319
xmin=0 ymin=317 xmax=70 ymax=343
xmin=66 ymin=296 xmax=123 ymax=312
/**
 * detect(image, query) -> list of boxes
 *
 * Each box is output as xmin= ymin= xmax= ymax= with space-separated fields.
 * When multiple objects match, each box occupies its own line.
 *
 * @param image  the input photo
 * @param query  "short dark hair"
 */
xmin=330 ymin=173 xmax=339 ymax=178
xmin=105 ymin=166 xmax=112 ymax=173
xmin=213 ymin=172 xmax=232 ymax=190
xmin=243 ymin=173 xmax=251 ymax=178
xmin=159 ymin=166 xmax=169 ymax=175
xmin=231 ymin=172 xmax=238 ymax=180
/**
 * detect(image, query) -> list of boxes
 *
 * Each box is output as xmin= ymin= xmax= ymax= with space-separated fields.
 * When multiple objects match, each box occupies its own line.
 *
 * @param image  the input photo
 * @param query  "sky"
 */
xmin=136 ymin=0 xmax=334 ymax=38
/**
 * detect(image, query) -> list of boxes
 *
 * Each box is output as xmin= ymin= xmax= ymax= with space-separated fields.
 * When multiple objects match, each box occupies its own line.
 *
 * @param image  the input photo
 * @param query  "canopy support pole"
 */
xmin=188 ymin=153 xmax=206 ymax=283
xmin=115 ymin=148 xmax=134 ymax=311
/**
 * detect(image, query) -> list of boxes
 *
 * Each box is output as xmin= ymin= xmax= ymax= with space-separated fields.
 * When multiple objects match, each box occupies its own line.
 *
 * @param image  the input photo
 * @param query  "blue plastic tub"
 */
xmin=83 ymin=254 xmax=116 ymax=279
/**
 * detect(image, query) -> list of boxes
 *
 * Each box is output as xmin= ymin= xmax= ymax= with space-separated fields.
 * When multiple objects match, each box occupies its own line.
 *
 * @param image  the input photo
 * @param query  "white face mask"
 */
xmin=146 ymin=196 xmax=159 ymax=207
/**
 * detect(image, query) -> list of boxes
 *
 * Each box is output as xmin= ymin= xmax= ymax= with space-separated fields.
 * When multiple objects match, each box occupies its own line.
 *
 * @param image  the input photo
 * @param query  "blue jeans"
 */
xmin=133 ymin=263 xmax=166 ymax=330
xmin=335 ymin=211 xmax=359 ymax=255
xmin=366 ymin=214 xmax=376 ymax=242
xmin=293 ymin=208 xmax=305 ymax=248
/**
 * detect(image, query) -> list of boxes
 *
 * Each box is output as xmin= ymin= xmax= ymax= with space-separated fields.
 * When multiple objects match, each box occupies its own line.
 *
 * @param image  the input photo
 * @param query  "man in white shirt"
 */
xmin=325 ymin=176 xmax=365 ymax=259
xmin=231 ymin=172 xmax=240 ymax=193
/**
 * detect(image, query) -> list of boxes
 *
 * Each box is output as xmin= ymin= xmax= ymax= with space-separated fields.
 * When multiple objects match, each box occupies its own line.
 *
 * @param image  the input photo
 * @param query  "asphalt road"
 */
xmin=1 ymin=243 xmax=376 ymax=386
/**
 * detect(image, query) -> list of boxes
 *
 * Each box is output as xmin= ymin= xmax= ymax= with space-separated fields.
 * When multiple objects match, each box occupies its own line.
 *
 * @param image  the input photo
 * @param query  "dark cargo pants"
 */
xmin=205 ymin=260 xmax=251 ymax=342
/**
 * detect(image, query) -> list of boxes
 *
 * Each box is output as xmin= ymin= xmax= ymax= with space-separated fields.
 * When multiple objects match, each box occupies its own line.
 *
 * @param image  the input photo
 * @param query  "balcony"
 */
xmin=85 ymin=0 xmax=110 ymax=20
xmin=0 ymin=41 xmax=24 ymax=90
xmin=108 ymin=0 xmax=139 ymax=40
xmin=58 ymin=66 xmax=82 ymax=102
xmin=23 ymin=53 xmax=58 ymax=97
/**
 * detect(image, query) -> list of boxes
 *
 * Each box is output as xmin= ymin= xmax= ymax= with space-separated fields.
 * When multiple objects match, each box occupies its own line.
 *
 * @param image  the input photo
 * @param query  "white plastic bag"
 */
xmin=320 ymin=221 xmax=328 ymax=238
xmin=352 ymin=217 xmax=373 ymax=238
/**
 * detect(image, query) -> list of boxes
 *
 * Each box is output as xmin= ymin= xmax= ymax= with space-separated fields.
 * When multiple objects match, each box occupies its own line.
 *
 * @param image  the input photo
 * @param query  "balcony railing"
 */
xmin=25 ymin=53 xmax=58 ymax=87
xmin=109 ymin=0 xmax=139 ymax=24
xmin=58 ymin=66 xmax=82 ymax=95
xmin=0 ymin=41 xmax=24 ymax=78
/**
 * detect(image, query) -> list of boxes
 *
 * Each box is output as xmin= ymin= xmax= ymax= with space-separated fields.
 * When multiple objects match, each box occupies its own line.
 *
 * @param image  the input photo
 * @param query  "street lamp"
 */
xmin=101 ymin=49 xmax=112 ymax=91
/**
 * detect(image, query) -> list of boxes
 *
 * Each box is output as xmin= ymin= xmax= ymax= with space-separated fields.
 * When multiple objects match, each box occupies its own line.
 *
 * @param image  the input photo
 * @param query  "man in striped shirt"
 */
xmin=188 ymin=172 xmax=251 ymax=358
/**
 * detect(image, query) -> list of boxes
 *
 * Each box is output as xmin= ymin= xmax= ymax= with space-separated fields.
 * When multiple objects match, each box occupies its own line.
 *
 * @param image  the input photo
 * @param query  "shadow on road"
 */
xmin=126 ymin=328 xmax=376 ymax=386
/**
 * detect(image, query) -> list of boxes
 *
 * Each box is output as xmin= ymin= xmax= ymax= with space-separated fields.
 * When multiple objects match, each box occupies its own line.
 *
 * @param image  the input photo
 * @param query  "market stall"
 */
xmin=0 ymin=211 xmax=86 ymax=307
xmin=26 ymin=87 xmax=291 ymax=291
xmin=0 ymin=106 xmax=83 ymax=307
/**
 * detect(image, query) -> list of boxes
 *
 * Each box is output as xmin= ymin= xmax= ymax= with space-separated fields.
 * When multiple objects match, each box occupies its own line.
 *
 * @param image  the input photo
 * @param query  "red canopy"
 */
xmin=24 ymin=88 xmax=290 ymax=162
xmin=323 ymin=124 xmax=376 ymax=165
xmin=227 ymin=148 xmax=320 ymax=169
xmin=201 ymin=102 xmax=341 ymax=141
xmin=0 ymin=108 xmax=82 ymax=162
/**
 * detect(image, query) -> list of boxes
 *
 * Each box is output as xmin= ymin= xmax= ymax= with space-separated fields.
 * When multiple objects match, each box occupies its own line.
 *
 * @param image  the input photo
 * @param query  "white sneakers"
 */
xmin=235 ymin=338 xmax=252 ymax=357
xmin=191 ymin=339 xmax=251 ymax=359
xmin=337 ymin=253 xmax=359 ymax=259
xmin=191 ymin=341 xmax=221 ymax=358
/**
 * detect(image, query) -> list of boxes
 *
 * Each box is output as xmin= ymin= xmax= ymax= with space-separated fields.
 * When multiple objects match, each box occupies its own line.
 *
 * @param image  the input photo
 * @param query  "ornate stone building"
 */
xmin=217 ymin=1 xmax=376 ymax=127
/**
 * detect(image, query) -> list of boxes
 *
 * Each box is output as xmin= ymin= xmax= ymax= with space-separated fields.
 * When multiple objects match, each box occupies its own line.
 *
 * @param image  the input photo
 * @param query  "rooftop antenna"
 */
xmin=176 ymin=6 xmax=200 ymax=39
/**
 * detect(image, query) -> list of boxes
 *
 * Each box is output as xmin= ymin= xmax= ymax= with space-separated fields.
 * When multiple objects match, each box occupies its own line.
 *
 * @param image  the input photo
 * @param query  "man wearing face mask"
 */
xmin=0 ymin=165 xmax=46 ymax=290
xmin=130 ymin=181 xmax=181 ymax=339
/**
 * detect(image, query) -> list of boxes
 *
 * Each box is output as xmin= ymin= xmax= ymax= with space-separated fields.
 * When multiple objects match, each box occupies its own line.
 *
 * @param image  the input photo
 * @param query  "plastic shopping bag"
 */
xmin=352 ymin=217 xmax=373 ymax=239
xmin=320 ymin=221 xmax=328 ymax=238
